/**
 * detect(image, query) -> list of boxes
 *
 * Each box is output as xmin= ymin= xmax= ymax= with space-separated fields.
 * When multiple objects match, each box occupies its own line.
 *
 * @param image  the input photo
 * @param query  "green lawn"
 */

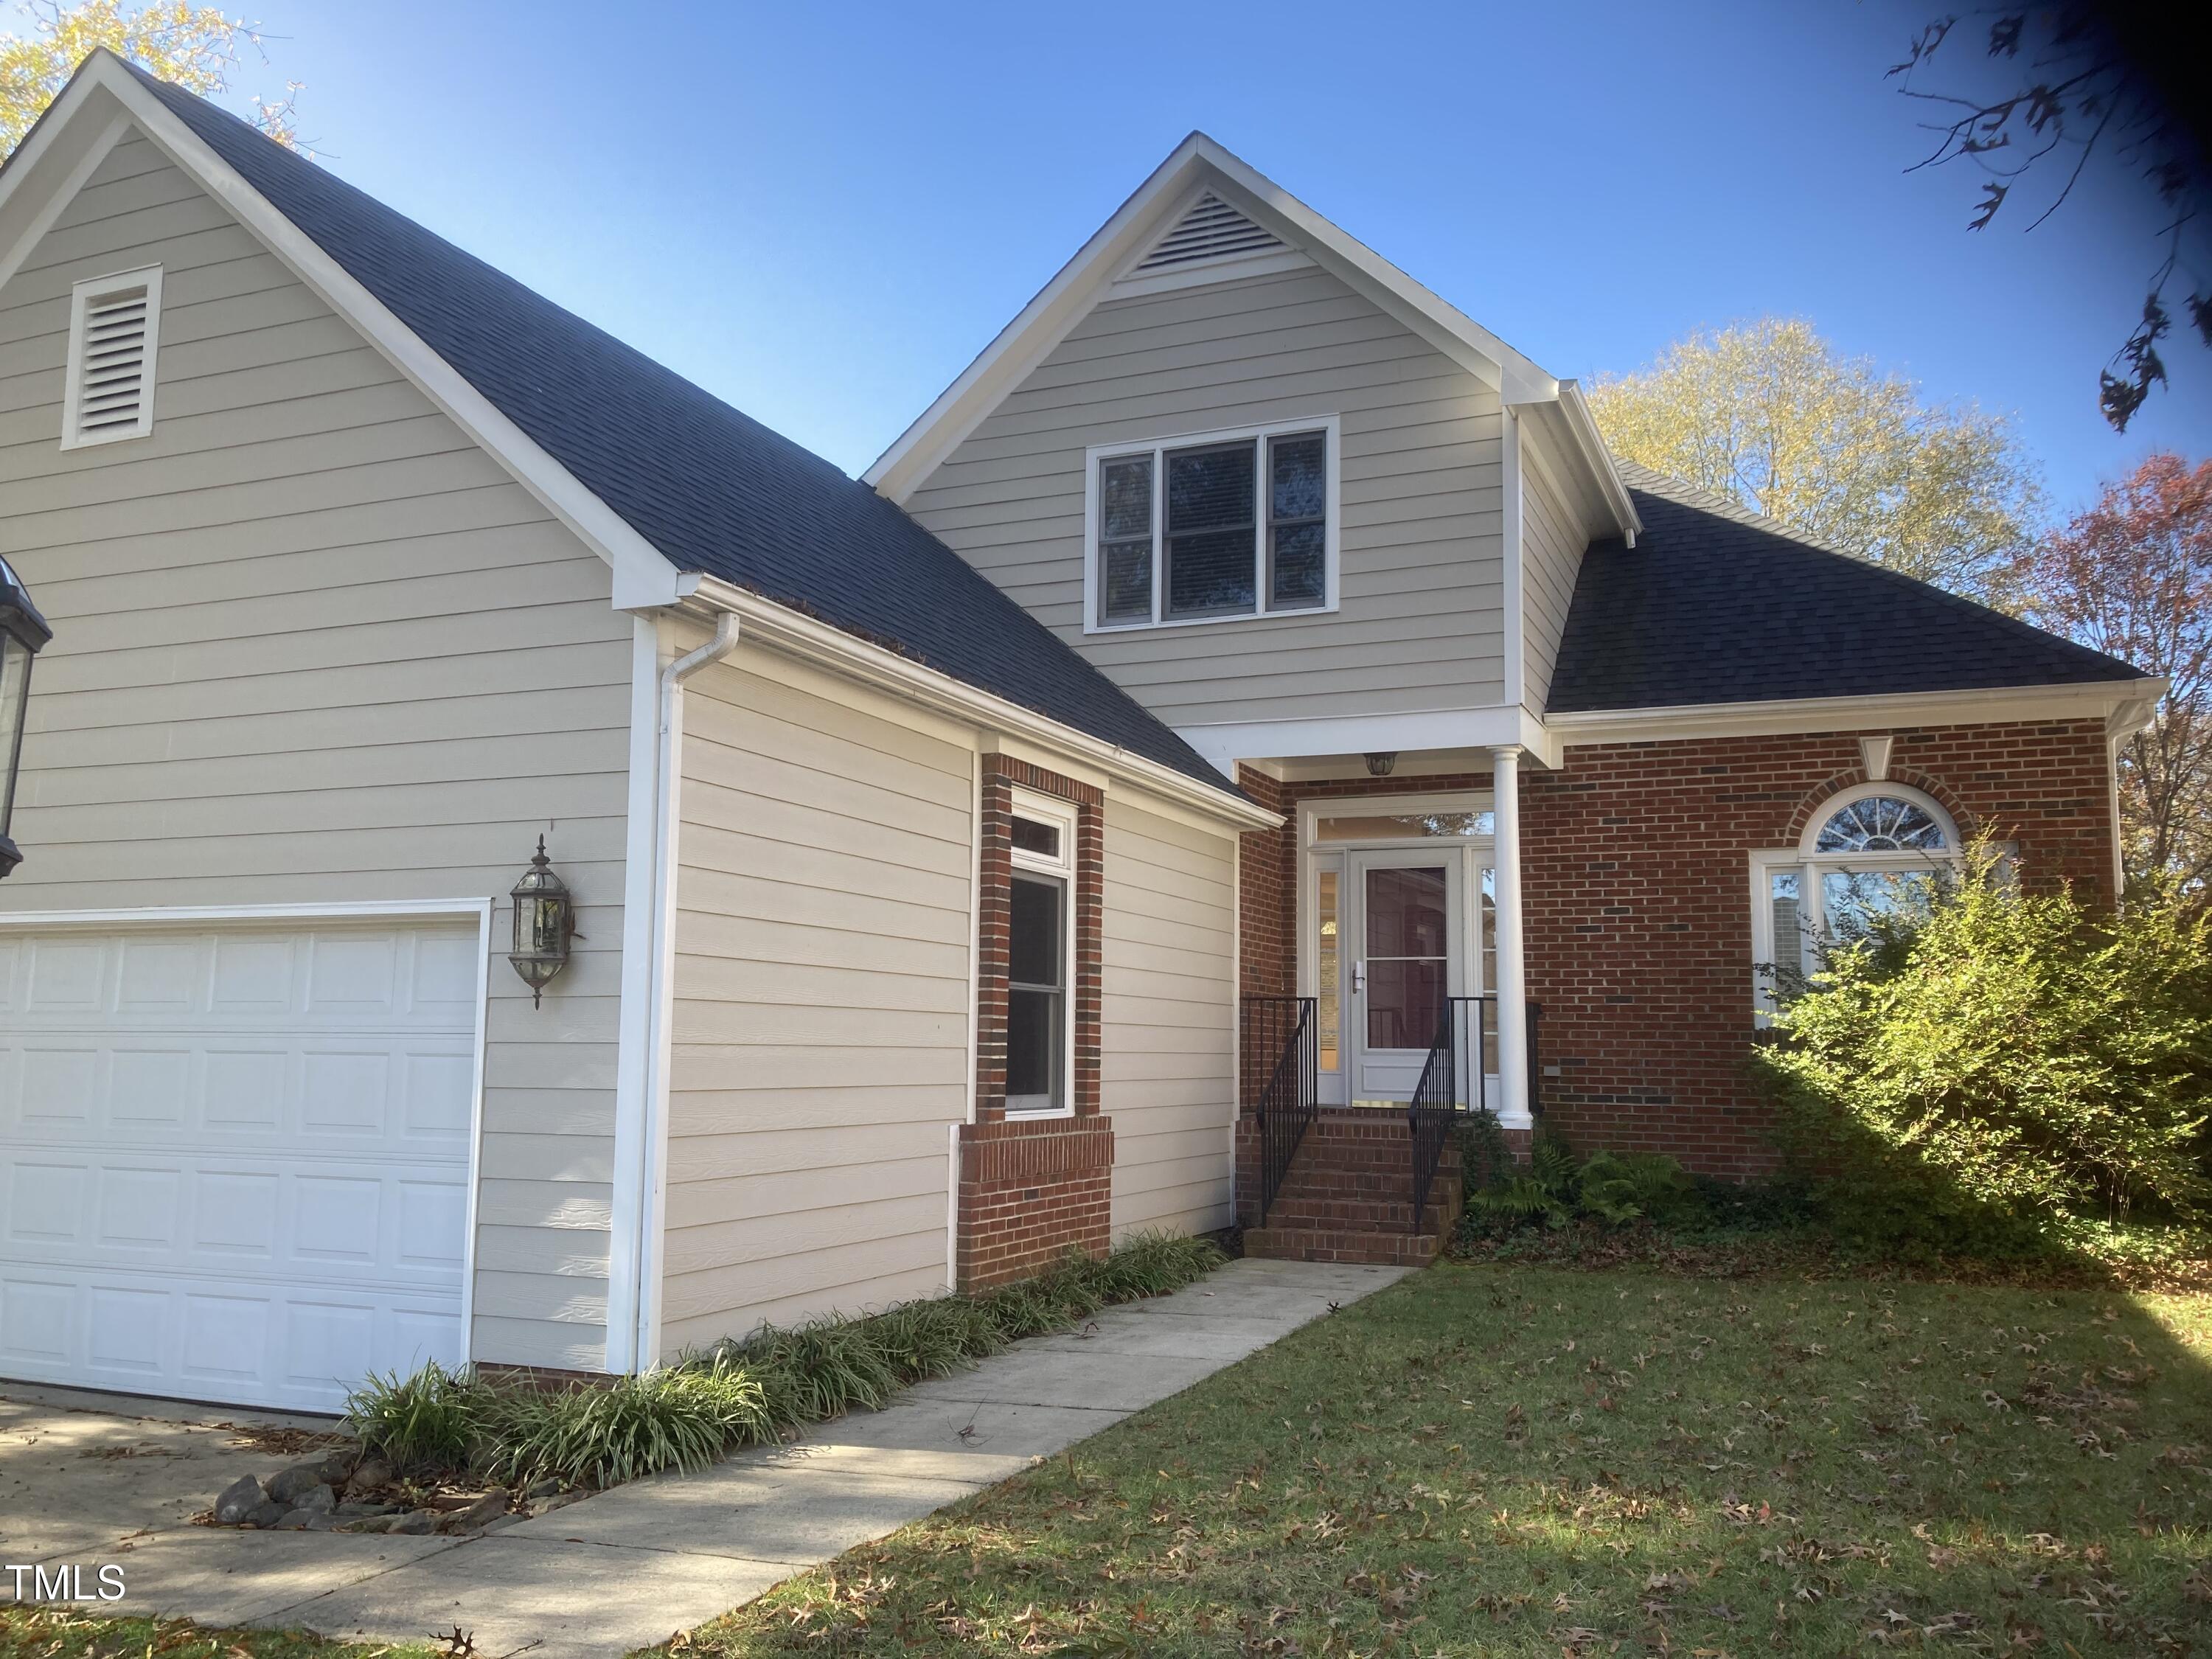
xmin=667 ymin=1263 xmax=2212 ymax=1658
xmin=0 ymin=1610 xmax=438 ymax=1658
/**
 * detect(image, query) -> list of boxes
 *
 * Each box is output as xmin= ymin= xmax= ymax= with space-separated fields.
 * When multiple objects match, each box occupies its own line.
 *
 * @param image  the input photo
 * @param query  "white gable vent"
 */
xmin=62 ymin=265 xmax=163 ymax=448
xmin=1133 ymin=192 xmax=1286 ymax=274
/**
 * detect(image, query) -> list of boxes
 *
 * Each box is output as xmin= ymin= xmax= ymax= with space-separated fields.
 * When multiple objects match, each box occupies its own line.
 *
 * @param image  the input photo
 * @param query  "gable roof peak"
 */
xmin=864 ymin=130 xmax=1638 ymax=539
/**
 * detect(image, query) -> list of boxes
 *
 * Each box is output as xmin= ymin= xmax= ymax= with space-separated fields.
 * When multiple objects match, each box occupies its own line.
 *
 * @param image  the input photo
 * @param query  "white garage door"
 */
xmin=0 ymin=917 xmax=479 ymax=1412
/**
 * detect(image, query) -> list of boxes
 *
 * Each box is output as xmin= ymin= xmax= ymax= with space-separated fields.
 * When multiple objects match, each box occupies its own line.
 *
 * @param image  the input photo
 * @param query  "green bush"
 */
xmin=1753 ymin=861 xmax=2212 ymax=1254
xmin=1464 ymin=1129 xmax=1699 ymax=1230
xmin=347 ymin=1231 xmax=1225 ymax=1491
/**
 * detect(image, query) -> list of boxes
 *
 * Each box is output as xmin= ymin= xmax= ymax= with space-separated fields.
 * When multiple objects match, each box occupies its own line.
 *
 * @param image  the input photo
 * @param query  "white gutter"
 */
xmin=629 ymin=608 xmax=740 ymax=1371
xmin=685 ymin=575 xmax=1280 ymax=832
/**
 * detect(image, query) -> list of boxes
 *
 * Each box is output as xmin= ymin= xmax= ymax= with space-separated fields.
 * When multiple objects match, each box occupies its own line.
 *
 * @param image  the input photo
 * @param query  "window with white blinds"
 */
xmin=62 ymin=266 xmax=162 ymax=448
xmin=1084 ymin=417 xmax=1339 ymax=632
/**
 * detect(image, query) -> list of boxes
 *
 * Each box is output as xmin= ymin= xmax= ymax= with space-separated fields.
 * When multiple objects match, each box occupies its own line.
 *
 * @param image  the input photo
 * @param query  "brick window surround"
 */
xmin=958 ymin=754 xmax=1113 ymax=1288
xmin=1234 ymin=719 xmax=2116 ymax=1178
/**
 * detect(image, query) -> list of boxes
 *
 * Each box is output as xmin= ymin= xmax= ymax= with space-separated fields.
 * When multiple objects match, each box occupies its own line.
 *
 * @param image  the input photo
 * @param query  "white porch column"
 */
xmin=1489 ymin=745 xmax=1529 ymax=1126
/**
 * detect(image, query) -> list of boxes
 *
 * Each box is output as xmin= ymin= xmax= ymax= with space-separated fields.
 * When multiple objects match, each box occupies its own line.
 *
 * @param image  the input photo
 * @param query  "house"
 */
xmin=0 ymin=54 xmax=2154 ymax=1412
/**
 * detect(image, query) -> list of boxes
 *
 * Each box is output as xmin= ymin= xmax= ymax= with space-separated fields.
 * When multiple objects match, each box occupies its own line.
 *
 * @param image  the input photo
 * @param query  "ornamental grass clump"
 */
xmin=1753 ymin=858 xmax=2212 ymax=1256
xmin=341 ymin=1231 xmax=1224 ymax=1494
xmin=479 ymin=1357 xmax=768 ymax=1489
xmin=344 ymin=1358 xmax=484 ymax=1470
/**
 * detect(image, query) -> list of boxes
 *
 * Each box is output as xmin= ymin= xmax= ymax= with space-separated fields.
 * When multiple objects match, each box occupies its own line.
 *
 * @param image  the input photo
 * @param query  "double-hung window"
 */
xmin=1088 ymin=418 xmax=1338 ymax=630
xmin=1005 ymin=793 xmax=1078 ymax=1115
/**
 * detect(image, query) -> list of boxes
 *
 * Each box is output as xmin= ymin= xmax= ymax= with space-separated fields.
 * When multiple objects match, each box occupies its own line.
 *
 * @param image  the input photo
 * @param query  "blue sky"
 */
xmin=188 ymin=0 xmax=2208 ymax=518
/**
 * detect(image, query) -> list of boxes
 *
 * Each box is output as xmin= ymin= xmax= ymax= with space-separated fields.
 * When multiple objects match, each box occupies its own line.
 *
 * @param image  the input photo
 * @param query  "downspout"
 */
xmin=631 ymin=608 xmax=739 ymax=1371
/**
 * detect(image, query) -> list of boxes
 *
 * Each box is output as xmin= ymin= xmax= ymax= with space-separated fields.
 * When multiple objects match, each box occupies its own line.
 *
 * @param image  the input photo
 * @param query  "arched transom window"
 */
xmin=1755 ymin=784 xmax=1963 ymax=1008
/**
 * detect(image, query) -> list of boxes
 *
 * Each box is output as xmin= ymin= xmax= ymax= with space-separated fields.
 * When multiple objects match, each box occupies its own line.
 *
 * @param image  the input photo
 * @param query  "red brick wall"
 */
xmin=1234 ymin=721 xmax=2115 ymax=1178
xmin=956 ymin=1117 xmax=1114 ymax=1288
xmin=960 ymin=755 xmax=1113 ymax=1288
xmin=1522 ymin=720 xmax=2114 ymax=1176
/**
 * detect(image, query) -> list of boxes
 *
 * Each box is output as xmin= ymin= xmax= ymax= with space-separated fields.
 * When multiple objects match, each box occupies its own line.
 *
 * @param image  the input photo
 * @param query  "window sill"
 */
xmin=1001 ymin=1105 xmax=1076 ymax=1121
xmin=1084 ymin=600 xmax=1339 ymax=638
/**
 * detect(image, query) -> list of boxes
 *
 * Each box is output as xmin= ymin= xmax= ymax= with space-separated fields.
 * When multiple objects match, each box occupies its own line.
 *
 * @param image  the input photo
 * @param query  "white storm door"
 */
xmin=0 ymin=918 xmax=480 ymax=1412
xmin=1346 ymin=850 xmax=1463 ymax=1105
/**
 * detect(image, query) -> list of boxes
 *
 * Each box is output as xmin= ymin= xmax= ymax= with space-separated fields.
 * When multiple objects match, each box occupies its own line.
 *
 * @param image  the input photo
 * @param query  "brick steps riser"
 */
xmin=1244 ymin=1225 xmax=1447 ymax=1267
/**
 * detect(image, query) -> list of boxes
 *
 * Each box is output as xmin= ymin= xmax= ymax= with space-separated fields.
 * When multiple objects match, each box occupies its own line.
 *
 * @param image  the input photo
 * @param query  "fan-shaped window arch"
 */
xmin=1756 ymin=785 xmax=1964 ymax=1011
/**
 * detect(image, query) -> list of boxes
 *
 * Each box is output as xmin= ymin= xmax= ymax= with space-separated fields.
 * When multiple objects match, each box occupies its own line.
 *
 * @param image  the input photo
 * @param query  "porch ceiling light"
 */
xmin=0 ymin=555 xmax=52 ymax=880
xmin=509 ymin=835 xmax=577 ymax=1006
xmin=1363 ymin=751 xmax=1398 ymax=777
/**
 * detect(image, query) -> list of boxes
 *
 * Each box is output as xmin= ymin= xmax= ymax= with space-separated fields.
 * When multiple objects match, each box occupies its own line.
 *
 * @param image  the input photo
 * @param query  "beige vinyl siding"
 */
xmin=905 ymin=265 xmax=1507 ymax=727
xmin=661 ymin=646 xmax=975 ymax=1352
xmin=1102 ymin=796 xmax=1236 ymax=1236
xmin=1520 ymin=444 xmax=1587 ymax=712
xmin=0 ymin=131 xmax=634 ymax=1371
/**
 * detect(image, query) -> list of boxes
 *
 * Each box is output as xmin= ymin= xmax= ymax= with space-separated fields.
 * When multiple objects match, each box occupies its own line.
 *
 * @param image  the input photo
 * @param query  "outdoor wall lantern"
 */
xmin=1363 ymin=751 xmax=1398 ymax=777
xmin=509 ymin=835 xmax=577 ymax=1006
xmin=0 ymin=554 xmax=52 ymax=880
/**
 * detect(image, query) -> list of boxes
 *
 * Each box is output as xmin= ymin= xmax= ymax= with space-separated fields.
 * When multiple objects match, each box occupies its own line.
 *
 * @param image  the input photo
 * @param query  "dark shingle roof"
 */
xmin=1548 ymin=463 xmax=2143 ymax=713
xmin=122 ymin=64 xmax=1233 ymax=793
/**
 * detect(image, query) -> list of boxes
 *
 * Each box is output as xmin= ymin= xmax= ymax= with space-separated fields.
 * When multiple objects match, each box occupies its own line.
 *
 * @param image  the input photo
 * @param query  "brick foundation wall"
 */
xmin=960 ymin=755 xmax=1113 ymax=1288
xmin=1235 ymin=720 xmax=2115 ymax=1178
xmin=956 ymin=1117 xmax=1114 ymax=1288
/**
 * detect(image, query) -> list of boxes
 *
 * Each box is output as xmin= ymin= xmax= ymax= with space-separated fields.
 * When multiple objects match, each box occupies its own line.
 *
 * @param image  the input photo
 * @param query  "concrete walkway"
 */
xmin=4 ymin=1258 xmax=1407 ymax=1658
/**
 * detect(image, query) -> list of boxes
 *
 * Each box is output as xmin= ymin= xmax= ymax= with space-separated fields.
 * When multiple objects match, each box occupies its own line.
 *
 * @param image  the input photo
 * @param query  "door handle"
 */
xmin=1352 ymin=960 xmax=1366 ymax=995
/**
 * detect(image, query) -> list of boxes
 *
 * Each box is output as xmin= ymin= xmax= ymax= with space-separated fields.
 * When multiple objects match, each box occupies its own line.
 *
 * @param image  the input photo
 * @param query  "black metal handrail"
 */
xmin=1240 ymin=995 xmax=1317 ymax=1225
xmin=1407 ymin=996 xmax=1545 ymax=1232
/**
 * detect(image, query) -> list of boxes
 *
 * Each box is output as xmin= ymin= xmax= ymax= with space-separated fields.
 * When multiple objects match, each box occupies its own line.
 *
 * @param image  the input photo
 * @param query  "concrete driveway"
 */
xmin=1 ymin=1258 xmax=1408 ymax=1658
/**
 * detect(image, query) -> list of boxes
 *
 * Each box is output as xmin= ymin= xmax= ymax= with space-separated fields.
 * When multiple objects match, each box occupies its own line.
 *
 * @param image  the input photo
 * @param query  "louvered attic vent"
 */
xmin=1133 ymin=192 xmax=1285 ymax=273
xmin=63 ymin=265 xmax=163 ymax=448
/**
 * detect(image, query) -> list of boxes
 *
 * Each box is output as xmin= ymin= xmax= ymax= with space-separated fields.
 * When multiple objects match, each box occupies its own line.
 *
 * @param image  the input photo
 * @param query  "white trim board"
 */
xmin=685 ymin=577 xmax=1279 ymax=832
xmin=1176 ymin=705 xmax=1559 ymax=775
xmin=0 ymin=897 xmax=495 ymax=1369
xmin=1545 ymin=679 xmax=2168 ymax=748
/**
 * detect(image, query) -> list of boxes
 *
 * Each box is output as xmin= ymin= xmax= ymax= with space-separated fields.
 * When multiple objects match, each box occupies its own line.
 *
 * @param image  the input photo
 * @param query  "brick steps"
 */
xmin=1244 ymin=1223 xmax=1447 ymax=1267
xmin=1242 ymin=1112 xmax=1460 ymax=1267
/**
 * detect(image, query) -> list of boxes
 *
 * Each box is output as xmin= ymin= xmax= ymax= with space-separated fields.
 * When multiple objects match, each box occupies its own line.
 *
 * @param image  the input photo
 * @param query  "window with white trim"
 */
xmin=62 ymin=265 xmax=162 ymax=448
xmin=1750 ymin=784 xmax=1967 ymax=1018
xmin=1087 ymin=419 xmax=1337 ymax=630
xmin=1005 ymin=791 xmax=1078 ymax=1115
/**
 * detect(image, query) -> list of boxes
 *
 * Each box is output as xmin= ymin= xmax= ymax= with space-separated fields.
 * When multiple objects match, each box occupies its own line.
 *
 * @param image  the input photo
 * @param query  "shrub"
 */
xmin=1465 ymin=1130 xmax=1699 ymax=1230
xmin=1753 ymin=861 xmax=2212 ymax=1254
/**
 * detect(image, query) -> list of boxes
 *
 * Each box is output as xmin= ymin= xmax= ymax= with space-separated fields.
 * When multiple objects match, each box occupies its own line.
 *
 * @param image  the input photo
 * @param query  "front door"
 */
xmin=1346 ymin=849 xmax=1462 ymax=1104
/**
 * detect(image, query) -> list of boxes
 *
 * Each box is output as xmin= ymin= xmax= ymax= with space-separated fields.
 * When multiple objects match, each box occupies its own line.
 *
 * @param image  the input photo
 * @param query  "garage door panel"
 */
xmin=4 ymin=1033 xmax=475 ymax=1150
xmin=0 ymin=919 xmax=477 ymax=1411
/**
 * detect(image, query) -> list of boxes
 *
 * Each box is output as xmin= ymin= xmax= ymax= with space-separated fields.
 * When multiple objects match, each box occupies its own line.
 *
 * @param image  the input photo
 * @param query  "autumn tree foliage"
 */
xmin=0 ymin=0 xmax=296 ymax=159
xmin=1587 ymin=319 xmax=2042 ymax=607
xmin=2019 ymin=453 xmax=2212 ymax=889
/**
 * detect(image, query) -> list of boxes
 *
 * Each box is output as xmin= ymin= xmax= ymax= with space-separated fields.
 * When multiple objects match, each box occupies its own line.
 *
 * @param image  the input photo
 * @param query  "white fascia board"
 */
xmin=29 ymin=53 xmax=692 ymax=613
xmin=681 ymin=576 xmax=1280 ymax=832
xmin=1175 ymin=704 xmax=1560 ymax=773
xmin=0 ymin=97 xmax=133 ymax=297
xmin=864 ymin=133 xmax=1218 ymax=503
xmin=1545 ymin=678 xmax=2168 ymax=748
xmin=1189 ymin=137 xmax=1552 ymax=400
xmin=866 ymin=130 xmax=1565 ymax=505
